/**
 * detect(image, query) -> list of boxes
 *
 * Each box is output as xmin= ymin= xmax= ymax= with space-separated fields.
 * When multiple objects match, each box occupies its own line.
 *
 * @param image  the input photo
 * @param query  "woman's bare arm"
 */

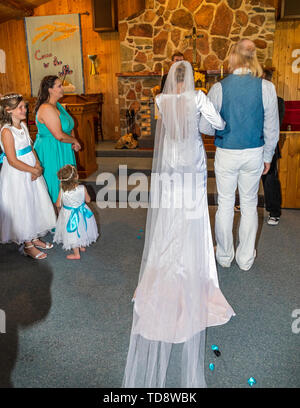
xmin=55 ymin=188 xmax=62 ymax=208
xmin=84 ymin=186 xmax=91 ymax=203
xmin=37 ymin=104 xmax=81 ymax=149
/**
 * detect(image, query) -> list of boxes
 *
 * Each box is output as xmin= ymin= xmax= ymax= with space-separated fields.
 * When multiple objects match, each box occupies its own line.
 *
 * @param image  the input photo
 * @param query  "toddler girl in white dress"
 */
xmin=0 ymin=93 xmax=56 ymax=259
xmin=54 ymin=164 xmax=99 ymax=259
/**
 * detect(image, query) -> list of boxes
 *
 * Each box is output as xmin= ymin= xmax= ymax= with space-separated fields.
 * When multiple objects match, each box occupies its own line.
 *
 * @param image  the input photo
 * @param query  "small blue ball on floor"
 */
xmin=247 ymin=377 xmax=257 ymax=387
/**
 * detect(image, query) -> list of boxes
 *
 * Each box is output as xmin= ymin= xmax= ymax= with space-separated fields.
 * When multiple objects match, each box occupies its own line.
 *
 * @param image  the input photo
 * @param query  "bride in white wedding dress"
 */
xmin=123 ymin=61 xmax=235 ymax=388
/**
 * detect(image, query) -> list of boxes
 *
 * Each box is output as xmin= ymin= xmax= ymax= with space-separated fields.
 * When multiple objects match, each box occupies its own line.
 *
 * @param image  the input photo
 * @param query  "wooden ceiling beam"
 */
xmin=0 ymin=0 xmax=34 ymax=15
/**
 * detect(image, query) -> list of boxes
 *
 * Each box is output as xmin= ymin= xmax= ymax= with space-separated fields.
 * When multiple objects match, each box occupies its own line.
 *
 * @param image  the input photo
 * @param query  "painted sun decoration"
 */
xmin=32 ymin=22 xmax=79 ymax=44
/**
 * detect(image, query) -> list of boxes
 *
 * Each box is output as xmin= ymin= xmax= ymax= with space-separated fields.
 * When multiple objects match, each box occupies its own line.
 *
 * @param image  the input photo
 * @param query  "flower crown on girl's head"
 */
xmin=0 ymin=94 xmax=22 ymax=101
xmin=59 ymin=165 xmax=75 ymax=182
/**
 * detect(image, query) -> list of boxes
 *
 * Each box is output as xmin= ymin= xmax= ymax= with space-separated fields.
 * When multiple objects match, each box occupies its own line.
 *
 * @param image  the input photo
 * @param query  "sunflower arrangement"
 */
xmin=115 ymin=133 xmax=138 ymax=149
xmin=194 ymin=71 xmax=207 ymax=94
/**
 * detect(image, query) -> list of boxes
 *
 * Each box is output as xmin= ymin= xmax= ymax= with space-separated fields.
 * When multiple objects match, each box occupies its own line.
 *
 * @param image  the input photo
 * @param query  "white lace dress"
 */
xmin=0 ymin=122 xmax=56 ymax=244
xmin=123 ymin=61 xmax=235 ymax=388
xmin=54 ymin=185 xmax=99 ymax=250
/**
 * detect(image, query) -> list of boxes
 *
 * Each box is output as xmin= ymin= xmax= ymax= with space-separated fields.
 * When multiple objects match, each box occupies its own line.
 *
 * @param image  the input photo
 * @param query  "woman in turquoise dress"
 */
xmin=34 ymin=75 xmax=81 ymax=204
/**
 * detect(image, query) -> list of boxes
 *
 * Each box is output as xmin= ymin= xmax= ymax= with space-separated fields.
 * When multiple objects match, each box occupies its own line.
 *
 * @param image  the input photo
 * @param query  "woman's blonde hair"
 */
xmin=57 ymin=164 xmax=78 ymax=192
xmin=228 ymin=39 xmax=263 ymax=77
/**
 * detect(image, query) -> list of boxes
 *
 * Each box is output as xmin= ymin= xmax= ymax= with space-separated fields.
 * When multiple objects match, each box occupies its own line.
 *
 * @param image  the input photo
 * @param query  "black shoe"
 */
xmin=267 ymin=216 xmax=280 ymax=226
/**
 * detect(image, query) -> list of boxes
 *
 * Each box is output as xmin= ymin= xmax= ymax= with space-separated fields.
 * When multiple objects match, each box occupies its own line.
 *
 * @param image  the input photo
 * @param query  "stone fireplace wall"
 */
xmin=119 ymin=0 xmax=276 ymax=73
xmin=117 ymin=0 xmax=276 ymax=140
xmin=117 ymin=74 xmax=161 ymax=140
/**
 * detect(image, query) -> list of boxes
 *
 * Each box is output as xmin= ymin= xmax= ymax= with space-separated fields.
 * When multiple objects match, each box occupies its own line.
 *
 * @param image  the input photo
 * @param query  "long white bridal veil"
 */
xmin=122 ymin=61 xmax=235 ymax=388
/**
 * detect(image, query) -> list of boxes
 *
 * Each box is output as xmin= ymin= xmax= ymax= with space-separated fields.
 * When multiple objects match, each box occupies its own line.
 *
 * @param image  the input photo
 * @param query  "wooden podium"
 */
xmin=279 ymin=131 xmax=300 ymax=208
xmin=61 ymin=95 xmax=98 ymax=179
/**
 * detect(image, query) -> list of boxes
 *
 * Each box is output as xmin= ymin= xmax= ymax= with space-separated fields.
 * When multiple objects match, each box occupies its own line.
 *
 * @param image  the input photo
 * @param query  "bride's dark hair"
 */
xmin=175 ymin=62 xmax=186 ymax=83
xmin=35 ymin=75 xmax=59 ymax=114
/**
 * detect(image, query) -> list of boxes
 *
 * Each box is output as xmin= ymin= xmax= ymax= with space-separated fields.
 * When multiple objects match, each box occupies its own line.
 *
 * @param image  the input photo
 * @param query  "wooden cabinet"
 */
xmin=61 ymin=95 xmax=98 ymax=179
xmin=26 ymin=94 xmax=99 ymax=179
xmin=278 ymin=131 xmax=300 ymax=208
xmin=82 ymin=93 xmax=104 ymax=142
xmin=25 ymin=97 xmax=38 ymax=141
xmin=92 ymin=0 xmax=118 ymax=32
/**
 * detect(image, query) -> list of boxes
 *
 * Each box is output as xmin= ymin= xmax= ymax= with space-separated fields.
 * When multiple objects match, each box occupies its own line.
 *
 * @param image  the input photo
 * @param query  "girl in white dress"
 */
xmin=54 ymin=164 xmax=99 ymax=260
xmin=123 ymin=62 xmax=235 ymax=388
xmin=0 ymin=93 xmax=56 ymax=259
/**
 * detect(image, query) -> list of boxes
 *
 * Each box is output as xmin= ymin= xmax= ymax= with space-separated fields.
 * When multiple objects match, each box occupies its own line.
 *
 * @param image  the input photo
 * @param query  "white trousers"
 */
xmin=214 ymin=146 xmax=264 ymax=270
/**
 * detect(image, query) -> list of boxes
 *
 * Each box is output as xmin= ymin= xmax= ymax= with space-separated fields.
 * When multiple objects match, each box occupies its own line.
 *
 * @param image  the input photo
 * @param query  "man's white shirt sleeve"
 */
xmin=199 ymin=83 xmax=222 ymax=135
xmin=262 ymin=79 xmax=279 ymax=163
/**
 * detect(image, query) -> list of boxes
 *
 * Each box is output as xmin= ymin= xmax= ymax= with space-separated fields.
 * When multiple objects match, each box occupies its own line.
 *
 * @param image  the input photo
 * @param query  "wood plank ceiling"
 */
xmin=0 ymin=0 xmax=52 ymax=24
xmin=0 ymin=0 xmax=280 ymax=25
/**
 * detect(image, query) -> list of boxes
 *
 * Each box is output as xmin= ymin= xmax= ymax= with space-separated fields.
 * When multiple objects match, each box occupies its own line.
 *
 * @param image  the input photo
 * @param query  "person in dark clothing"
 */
xmin=235 ymin=69 xmax=285 ymax=223
xmin=160 ymin=52 xmax=184 ymax=92
xmin=261 ymin=68 xmax=285 ymax=226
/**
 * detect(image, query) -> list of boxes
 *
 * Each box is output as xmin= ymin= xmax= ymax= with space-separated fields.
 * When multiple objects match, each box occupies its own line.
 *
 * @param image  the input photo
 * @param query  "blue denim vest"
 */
xmin=215 ymin=74 xmax=264 ymax=149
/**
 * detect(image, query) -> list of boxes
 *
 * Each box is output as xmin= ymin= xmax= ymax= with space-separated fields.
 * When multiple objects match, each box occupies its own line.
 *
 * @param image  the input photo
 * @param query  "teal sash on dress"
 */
xmin=63 ymin=202 xmax=93 ymax=238
xmin=0 ymin=145 xmax=32 ymax=164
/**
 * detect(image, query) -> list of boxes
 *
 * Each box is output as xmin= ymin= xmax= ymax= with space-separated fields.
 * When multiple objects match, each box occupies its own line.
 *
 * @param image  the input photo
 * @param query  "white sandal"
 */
xmin=23 ymin=244 xmax=47 ymax=260
xmin=32 ymin=239 xmax=53 ymax=250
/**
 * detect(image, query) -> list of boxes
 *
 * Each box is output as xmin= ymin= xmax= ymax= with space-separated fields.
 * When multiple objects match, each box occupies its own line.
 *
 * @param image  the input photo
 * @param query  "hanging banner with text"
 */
xmin=25 ymin=13 xmax=85 ymax=96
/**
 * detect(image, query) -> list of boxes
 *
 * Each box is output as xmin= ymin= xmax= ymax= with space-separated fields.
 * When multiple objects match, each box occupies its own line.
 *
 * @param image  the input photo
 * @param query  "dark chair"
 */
xmin=25 ymin=97 xmax=37 ymax=141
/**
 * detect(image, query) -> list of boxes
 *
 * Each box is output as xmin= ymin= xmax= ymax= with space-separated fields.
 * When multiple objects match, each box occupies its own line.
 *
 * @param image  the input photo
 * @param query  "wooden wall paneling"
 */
xmin=286 ymin=134 xmax=300 ymax=207
xmin=0 ymin=0 xmax=121 ymax=139
xmin=79 ymin=5 xmax=102 ymax=94
xmin=0 ymin=19 xmax=31 ymax=96
xmin=279 ymin=133 xmax=288 ymax=206
xmin=0 ymin=1 xmax=53 ymax=25
xmin=296 ymin=22 xmax=300 ymax=101
xmin=0 ymin=23 xmax=8 ymax=91
xmin=279 ymin=133 xmax=300 ymax=208
xmin=272 ymin=19 xmax=280 ymax=84
xmin=275 ymin=21 xmax=288 ymax=98
xmin=285 ymin=21 xmax=293 ymax=100
xmin=273 ymin=20 xmax=300 ymax=101
xmin=285 ymin=20 xmax=295 ymax=101
xmin=290 ymin=21 xmax=299 ymax=102
xmin=1 ymin=21 xmax=10 ymax=91
xmin=80 ymin=12 xmax=121 ymax=139
xmin=279 ymin=21 xmax=287 ymax=99
xmin=16 ymin=19 xmax=32 ymax=95
xmin=33 ymin=0 xmax=120 ymax=139
xmin=118 ymin=0 xmax=145 ymax=21
xmin=273 ymin=20 xmax=300 ymax=208
xmin=273 ymin=20 xmax=282 ymax=96
xmin=88 ymin=30 xmax=121 ymax=139
xmin=279 ymin=21 xmax=288 ymax=99
xmin=282 ymin=21 xmax=290 ymax=100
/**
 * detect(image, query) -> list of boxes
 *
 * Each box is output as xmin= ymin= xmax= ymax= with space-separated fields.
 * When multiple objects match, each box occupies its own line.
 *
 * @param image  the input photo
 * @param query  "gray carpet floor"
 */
xmin=0 ymin=205 xmax=299 ymax=388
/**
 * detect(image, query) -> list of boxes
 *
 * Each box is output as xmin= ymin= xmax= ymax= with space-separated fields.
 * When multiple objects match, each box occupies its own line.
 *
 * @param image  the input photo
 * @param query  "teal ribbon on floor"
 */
xmin=0 ymin=145 xmax=32 ymax=164
xmin=63 ymin=202 xmax=93 ymax=238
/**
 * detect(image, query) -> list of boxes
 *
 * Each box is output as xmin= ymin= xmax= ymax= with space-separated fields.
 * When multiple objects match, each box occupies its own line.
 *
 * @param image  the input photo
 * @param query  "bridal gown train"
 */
xmin=123 ymin=61 xmax=235 ymax=388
